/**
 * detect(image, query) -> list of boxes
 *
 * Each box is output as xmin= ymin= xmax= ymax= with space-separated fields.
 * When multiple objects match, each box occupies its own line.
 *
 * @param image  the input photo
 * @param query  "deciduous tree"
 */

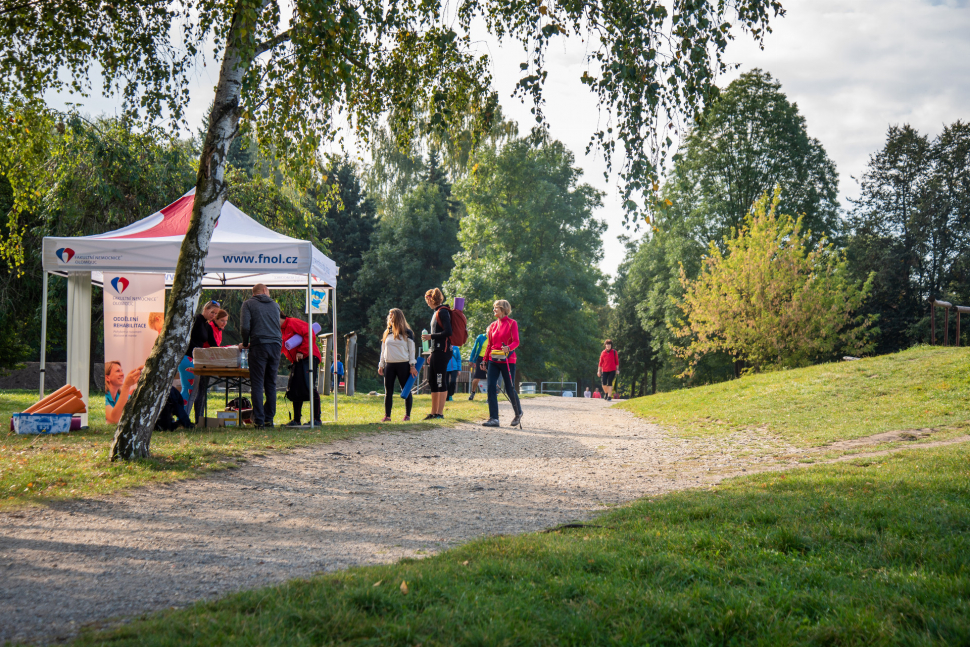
xmin=675 ymin=189 xmax=873 ymax=375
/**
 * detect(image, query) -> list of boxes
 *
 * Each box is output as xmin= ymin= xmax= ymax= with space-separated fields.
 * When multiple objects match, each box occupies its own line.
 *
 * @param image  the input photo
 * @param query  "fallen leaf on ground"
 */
xmin=461 ymin=560 xmax=469 ymax=566
xmin=400 ymin=580 xmax=409 ymax=595
xmin=373 ymin=580 xmax=382 ymax=587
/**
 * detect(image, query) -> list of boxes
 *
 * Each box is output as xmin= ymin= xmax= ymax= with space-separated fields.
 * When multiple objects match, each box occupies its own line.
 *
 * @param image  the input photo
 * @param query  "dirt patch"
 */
xmin=824 ymin=427 xmax=941 ymax=450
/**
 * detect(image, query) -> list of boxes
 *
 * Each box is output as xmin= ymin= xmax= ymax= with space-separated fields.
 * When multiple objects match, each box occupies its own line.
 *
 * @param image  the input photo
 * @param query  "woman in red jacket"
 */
xmin=279 ymin=313 xmax=323 ymax=426
xmin=598 ymin=339 xmax=619 ymax=401
xmin=480 ymin=299 xmax=523 ymax=428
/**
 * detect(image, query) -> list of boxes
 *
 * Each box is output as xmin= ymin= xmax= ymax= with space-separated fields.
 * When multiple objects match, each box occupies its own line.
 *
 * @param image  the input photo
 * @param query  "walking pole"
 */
xmin=307 ymin=272 xmax=314 ymax=429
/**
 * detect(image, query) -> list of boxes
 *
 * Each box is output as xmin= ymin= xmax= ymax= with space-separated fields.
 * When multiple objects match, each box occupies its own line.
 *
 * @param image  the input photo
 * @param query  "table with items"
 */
xmin=188 ymin=347 xmax=253 ymax=426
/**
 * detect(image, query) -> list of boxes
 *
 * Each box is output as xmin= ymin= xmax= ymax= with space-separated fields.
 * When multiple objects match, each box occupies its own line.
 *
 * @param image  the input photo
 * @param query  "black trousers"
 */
xmin=291 ymin=356 xmax=321 ymax=423
xmin=383 ymin=362 xmax=413 ymax=417
xmin=447 ymin=370 xmax=458 ymax=398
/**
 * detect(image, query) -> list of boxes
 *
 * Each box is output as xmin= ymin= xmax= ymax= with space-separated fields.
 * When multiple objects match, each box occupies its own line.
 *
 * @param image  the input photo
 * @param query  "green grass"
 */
xmin=66 ymin=444 xmax=970 ymax=646
xmin=617 ymin=346 xmax=970 ymax=445
xmin=0 ymin=388 xmax=491 ymax=509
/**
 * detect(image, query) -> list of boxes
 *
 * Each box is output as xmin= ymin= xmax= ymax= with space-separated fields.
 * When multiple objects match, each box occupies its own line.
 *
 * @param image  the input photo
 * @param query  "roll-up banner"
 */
xmin=102 ymin=273 xmax=166 ymax=423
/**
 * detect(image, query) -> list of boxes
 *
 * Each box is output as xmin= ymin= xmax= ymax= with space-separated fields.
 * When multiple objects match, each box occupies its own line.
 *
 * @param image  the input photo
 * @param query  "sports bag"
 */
xmin=436 ymin=305 xmax=468 ymax=347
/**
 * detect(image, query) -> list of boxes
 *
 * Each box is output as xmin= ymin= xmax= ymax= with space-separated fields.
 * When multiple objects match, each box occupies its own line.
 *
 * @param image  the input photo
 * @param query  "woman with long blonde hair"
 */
xmin=378 ymin=308 xmax=418 ymax=421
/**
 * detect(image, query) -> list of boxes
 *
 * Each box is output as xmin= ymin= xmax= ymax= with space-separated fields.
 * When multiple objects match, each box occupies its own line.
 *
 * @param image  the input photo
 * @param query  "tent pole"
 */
xmin=307 ymin=273 xmax=314 ymax=429
xmin=39 ymin=271 xmax=49 ymax=399
xmin=333 ymin=285 xmax=338 ymax=422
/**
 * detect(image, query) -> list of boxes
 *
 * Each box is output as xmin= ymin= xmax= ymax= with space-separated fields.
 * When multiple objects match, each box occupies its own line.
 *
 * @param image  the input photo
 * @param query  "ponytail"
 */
xmin=425 ymin=288 xmax=444 ymax=307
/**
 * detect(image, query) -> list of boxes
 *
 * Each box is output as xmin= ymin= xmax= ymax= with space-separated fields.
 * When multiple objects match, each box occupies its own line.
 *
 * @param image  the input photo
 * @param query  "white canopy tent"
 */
xmin=40 ymin=188 xmax=340 ymax=426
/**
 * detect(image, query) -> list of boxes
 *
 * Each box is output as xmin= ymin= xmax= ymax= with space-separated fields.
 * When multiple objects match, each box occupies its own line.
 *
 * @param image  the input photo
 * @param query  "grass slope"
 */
xmin=69 ymin=445 xmax=970 ymax=646
xmin=0 ymin=390 xmax=491 ymax=510
xmin=618 ymin=346 xmax=970 ymax=445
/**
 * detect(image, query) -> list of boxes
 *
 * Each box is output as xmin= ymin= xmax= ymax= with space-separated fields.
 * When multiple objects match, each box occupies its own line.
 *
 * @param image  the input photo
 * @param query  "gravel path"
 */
xmin=0 ymin=397 xmax=865 ymax=644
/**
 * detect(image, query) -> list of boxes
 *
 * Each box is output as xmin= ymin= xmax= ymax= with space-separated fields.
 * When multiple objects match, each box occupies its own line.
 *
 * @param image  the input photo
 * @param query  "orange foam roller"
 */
xmin=51 ymin=397 xmax=86 ymax=415
xmin=23 ymin=385 xmax=76 ymax=413
xmin=27 ymin=389 xmax=81 ymax=414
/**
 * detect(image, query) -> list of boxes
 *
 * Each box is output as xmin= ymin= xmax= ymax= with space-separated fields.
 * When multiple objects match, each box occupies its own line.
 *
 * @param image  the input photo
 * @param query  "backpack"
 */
xmin=436 ymin=305 xmax=468 ymax=347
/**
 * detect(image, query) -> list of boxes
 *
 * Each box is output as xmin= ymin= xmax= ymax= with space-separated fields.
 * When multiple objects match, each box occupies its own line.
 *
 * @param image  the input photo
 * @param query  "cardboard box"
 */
xmin=201 ymin=417 xmax=225 ymax=428
xmin=193 ymin=347 xmax=240 ymax=369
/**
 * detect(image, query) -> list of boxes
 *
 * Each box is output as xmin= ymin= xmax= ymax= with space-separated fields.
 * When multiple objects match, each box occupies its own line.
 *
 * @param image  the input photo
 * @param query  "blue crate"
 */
xmin=12 ymin=413 xmax=72 ymax=435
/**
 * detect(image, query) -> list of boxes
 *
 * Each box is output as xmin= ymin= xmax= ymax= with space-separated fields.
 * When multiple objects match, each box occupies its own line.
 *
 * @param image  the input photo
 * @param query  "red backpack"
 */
xmin=436 ymin=305 xmax=468 ymax=347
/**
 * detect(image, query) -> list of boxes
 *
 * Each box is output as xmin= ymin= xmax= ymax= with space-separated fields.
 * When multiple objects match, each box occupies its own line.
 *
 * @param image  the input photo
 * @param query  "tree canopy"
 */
xmin=846 ymin=121 xmax=970 ymax=351
xmin=447 ymin=134 xmax=606 ymax=382
xmin=660 ymin=69 xmax=840 ymax=245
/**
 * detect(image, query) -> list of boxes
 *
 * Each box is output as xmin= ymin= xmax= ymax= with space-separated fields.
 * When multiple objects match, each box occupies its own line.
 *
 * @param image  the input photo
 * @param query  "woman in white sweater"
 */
xmin=378 ymin=308 xmax=418 ymax=421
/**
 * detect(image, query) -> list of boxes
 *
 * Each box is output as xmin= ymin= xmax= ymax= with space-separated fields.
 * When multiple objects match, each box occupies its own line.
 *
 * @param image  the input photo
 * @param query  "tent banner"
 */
xmin=102 ymin=273 xmax=166 ymax=423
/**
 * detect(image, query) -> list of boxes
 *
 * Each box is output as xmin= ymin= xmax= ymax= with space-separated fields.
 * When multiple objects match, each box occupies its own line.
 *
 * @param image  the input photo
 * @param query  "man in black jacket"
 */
xmin=241 ymin=283 xmax=283 ymax=427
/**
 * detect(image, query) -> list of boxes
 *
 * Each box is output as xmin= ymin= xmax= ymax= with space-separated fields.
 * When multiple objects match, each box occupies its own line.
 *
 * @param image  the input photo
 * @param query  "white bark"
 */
xmin=111 ymin=5 xmax=267 ymax=460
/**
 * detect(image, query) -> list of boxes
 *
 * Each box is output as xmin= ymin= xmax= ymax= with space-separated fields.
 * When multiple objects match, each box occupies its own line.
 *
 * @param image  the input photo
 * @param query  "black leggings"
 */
xmin=383 ymin=362 xmax=413 ymax=417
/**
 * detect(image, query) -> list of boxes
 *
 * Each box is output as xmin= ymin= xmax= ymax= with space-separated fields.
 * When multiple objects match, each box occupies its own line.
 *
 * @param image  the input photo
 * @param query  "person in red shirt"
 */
xmin=208 ymin=309 xmax=229 ymax=346
xmin=598 ymin=339 xmax=619 ymax=401
xmin=279 ymin=313 xmax=323 ymax=426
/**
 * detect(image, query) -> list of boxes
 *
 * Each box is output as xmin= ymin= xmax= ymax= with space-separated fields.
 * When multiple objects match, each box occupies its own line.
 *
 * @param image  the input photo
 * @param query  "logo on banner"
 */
xmin=56 ymin=248 xmax=75 ymax=263
xmin=110 ymin=277 xmax=130 ymax=294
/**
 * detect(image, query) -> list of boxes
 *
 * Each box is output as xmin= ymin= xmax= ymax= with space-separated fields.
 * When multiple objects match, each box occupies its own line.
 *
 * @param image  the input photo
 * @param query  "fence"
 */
xmin=928 ymin=298 xmax=970 ymax=346
xmin=540 ymin=382 xmax=578 ymax=397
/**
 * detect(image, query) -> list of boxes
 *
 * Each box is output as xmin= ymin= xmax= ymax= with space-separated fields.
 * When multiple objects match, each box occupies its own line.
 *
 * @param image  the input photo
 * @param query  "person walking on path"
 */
xmin=598 ymin=339 xmax=619 ymax=401
xmin=446 ymin=343 xmax=462 ymax=401
xmin=179 ymin=300 xmax=219 ymax=421
xmin=378 ymin=308 xmax=418 ymax=422
xmin=280 ymin=312 xmax=323 ymax=426
xmin=481 ymin=299 xmax=523 ymax=428
xmin=241 ymin=284 xmax=282 ymax=428
xmin=421 ymin=288 xmax=451 ymax=419
xmin=467 ymin=332 xmax=487 ymax=400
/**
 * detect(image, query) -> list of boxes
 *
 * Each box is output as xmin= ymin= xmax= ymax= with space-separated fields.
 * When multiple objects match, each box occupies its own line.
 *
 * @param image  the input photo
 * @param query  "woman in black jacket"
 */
xmin=421 ymin=288 xmax=451 ymax=419
xmin=178 ymin=300 xmax=219 ymax=423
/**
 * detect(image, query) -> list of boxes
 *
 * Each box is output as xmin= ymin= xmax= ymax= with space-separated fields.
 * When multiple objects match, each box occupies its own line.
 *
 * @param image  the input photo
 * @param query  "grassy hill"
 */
xmin=618 ymin=346 xmax=970 ymax=445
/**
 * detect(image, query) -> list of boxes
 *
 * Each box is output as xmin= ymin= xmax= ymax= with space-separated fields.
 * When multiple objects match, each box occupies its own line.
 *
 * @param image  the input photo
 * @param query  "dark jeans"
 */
xmin=383 ymin=362 xmax=413 ymax=417
xmin=487 ymin=361 xmax=521 ymax=421
xmin=249 ymin=341 xmax=281 ymax=426
xmin=447 ymin=370 xmax=458 ymax=398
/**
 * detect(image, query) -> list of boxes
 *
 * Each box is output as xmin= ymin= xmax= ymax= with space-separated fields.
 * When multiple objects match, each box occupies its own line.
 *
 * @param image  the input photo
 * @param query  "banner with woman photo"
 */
xmin=102 ymin=273 xmax=166 ymax=423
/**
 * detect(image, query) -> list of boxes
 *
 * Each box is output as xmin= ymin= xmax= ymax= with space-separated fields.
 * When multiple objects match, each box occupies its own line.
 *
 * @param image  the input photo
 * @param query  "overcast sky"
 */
xmin=485 ymin=0 xmax=970 ymax=277
xmin=46 ymin=0 xmax=969 ymax=279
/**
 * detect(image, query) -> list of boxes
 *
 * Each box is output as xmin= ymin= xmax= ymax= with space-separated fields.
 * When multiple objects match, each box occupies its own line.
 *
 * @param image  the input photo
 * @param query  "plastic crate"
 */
xmin=12 ymin=413 xmax=72 ymax=435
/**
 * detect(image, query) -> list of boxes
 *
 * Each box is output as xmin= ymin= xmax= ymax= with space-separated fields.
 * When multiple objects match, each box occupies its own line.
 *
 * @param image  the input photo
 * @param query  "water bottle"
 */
xmin=421 ymin=329 xmax=430 ymax=353
xmin=240 ymin=349 xmax=249 ymax=369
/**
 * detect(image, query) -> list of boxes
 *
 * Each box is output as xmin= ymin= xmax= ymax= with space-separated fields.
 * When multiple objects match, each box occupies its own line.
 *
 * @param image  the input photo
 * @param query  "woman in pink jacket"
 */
xmin=480 ymin=299 xmax=524 ymax=428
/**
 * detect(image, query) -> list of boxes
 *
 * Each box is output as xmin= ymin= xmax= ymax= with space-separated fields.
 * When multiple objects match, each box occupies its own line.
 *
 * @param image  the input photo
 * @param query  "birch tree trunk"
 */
xmin=110 ymin=5 xmax=263 ymax=460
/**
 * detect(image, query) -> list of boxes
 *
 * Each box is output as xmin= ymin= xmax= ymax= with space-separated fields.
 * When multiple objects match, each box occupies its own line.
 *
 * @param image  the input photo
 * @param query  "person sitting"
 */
xmin=592 ymin=388 xmax=603 ymax=399
xmin=155 ymin=387 xmax=193 ymax=431
xmin=584 ymin=387 xmax=592 ymax=398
